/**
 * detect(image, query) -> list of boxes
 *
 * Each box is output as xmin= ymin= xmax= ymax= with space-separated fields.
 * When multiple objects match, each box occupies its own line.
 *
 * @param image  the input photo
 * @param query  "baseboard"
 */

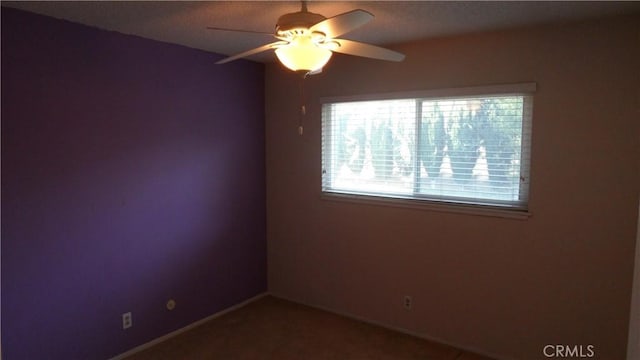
xmin=109 ymin=292 xmax=269 ymax=360
xmin=269 ymin=292 xmax=513 ymax=360
xmin=109 ymin=291 xmax=512 ymax=360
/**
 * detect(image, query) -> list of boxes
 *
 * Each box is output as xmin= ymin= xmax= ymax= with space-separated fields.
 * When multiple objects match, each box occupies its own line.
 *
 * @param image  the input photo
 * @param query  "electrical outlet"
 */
xmin=122 ymin=312 xmax=132 ymax=329
xmin=404 ymin=296 xmax=412 ymax=310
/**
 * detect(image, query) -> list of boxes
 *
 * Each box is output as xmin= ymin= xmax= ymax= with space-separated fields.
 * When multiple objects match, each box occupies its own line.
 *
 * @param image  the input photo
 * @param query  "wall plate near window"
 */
xmin=320 ymin=83 xmax=535 ymax=218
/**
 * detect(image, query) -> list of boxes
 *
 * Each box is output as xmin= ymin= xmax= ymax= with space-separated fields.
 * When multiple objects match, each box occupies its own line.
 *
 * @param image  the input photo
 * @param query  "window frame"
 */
xmin=320 ymin=83 xmax=536 ymax=219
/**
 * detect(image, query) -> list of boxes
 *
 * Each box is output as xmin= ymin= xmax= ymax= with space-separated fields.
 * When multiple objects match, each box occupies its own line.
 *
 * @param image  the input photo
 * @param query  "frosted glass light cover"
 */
xmin=275 ymin=36 xmax=332 ymax=72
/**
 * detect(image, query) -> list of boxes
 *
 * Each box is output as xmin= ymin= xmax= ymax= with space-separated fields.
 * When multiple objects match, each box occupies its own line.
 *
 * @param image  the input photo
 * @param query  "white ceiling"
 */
xmin=4 ymin=1 xmax=640 ymax=63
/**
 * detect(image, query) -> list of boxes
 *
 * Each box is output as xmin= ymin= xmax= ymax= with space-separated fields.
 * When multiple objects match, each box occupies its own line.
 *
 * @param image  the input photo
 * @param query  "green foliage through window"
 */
xmin=322 ymin=92 xmax=532 ymax=210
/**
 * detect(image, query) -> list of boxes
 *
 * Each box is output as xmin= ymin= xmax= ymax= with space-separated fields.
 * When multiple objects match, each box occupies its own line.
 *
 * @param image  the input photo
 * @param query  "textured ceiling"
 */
xmin=4 ymin=1 xmax=640 ymax=63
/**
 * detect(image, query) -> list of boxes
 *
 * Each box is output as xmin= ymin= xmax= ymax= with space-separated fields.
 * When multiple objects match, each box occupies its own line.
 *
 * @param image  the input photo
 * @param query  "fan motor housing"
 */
xmin=276 ymin=11 xmax=326 ymax=35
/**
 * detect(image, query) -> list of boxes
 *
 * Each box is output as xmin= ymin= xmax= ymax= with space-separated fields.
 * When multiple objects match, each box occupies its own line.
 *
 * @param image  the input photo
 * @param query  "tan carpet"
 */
xmin=125 ymin=296 xmax=494 ymax=360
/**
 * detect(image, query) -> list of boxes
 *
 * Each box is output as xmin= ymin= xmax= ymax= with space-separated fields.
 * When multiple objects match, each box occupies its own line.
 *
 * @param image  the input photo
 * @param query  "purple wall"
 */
xmin=1 ymin=7 xmax=266 ymax=359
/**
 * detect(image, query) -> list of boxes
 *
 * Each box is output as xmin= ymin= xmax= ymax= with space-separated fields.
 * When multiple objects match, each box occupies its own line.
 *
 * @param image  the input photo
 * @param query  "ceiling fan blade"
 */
xmin=310 ymin=9 xmax=373 ymax=38
xmin=215 ymin=41 xmax=288 ymax=64
xmin=207 ymin=26 xmax=274 ymax=37
xmin=332 ymin=39 xmax=405 ymax=62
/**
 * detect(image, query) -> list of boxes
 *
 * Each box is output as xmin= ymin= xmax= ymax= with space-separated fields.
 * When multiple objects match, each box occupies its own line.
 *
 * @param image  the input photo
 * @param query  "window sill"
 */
xmin=320 ymin=192 xmax=531 ymax=220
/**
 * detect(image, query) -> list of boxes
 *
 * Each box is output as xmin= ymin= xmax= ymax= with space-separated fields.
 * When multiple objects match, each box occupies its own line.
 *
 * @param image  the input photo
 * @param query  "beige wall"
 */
xmin=266 ymin=15 xmax=640 ymax=360
xmin=629 ymin=204 xmax=640 ymax=360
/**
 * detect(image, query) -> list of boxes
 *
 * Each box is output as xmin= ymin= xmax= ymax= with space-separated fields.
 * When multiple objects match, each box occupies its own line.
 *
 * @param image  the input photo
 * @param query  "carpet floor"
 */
xmin=124 ymin=295 xmax=495 ymax=360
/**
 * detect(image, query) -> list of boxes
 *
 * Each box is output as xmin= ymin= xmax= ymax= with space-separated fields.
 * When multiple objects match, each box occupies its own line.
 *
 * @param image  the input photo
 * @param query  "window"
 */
xmin=321 ymin=83 xmax=534 ymax=214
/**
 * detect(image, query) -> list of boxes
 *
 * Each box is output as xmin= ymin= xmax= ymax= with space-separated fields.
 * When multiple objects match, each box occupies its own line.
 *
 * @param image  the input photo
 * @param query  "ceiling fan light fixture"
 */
xmin=275 ymin=36 xmax=332 ymax=72
xmin=213 ymin=5 xmax=404 ymax=71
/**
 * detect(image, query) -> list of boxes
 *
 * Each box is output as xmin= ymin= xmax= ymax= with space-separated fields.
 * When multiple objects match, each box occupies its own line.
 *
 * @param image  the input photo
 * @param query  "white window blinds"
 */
xmin=321 ymin=85 xmax=533 ymax=211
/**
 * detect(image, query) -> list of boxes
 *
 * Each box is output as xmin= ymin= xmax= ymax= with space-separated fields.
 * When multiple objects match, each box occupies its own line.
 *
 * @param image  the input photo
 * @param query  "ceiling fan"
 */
xmin=209 ymin=1 xmax=405 ymax=74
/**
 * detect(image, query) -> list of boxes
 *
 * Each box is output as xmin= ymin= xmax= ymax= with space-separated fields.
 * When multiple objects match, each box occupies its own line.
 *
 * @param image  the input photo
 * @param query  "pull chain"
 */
xmin=298 ymin=72 xmax=309 ymax=136
xmin=299 ymin=104 xmax=305 ymax=135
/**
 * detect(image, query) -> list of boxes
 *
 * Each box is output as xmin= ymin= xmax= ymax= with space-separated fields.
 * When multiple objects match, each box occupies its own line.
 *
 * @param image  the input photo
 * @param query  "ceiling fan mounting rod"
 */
xmin=276 ymin=9 xmax=326 ymax=34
